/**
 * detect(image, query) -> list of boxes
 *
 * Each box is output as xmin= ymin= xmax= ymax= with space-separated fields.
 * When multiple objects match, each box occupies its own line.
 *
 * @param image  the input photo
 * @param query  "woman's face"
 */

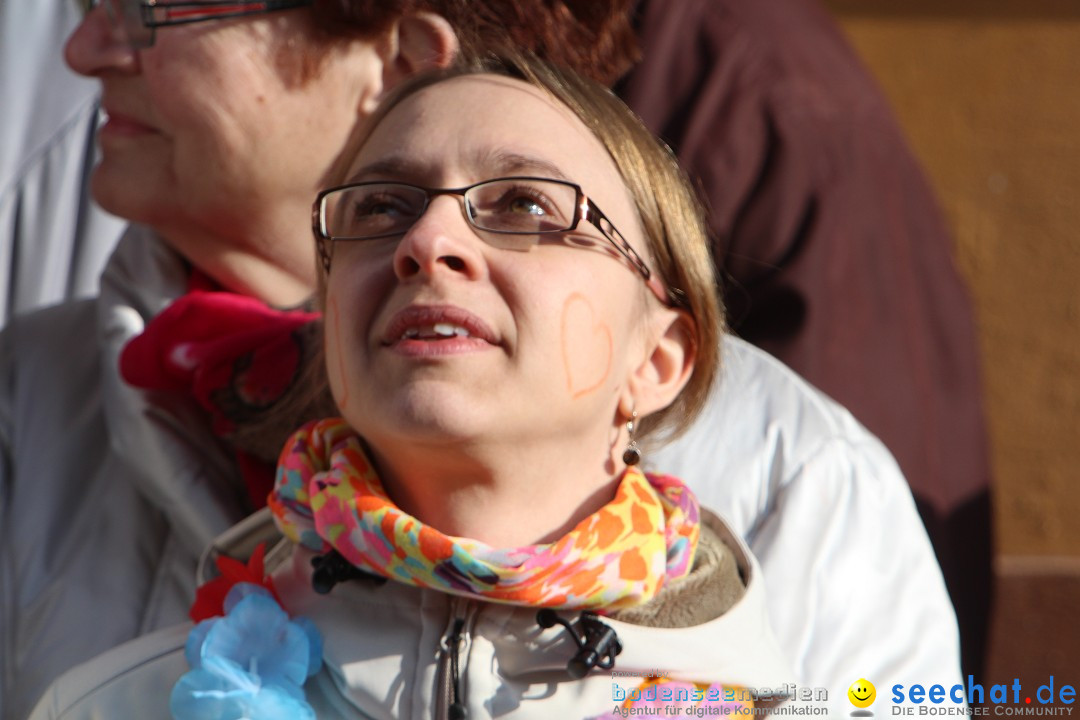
xmin=324 ymin=75 xmax=664 ymax=457
xmin=64 ymin=7 xmax=380 ymax=256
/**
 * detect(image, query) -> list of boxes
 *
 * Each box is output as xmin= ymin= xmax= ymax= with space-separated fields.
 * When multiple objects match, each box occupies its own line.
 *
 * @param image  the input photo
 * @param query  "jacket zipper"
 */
xmin=436 ymin=598 xmax=478 ymax=720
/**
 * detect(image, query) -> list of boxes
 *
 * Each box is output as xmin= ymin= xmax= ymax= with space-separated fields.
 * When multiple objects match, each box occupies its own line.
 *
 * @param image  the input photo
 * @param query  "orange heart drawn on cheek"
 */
xmin=560 ymin=293 xmax=613 ymax=399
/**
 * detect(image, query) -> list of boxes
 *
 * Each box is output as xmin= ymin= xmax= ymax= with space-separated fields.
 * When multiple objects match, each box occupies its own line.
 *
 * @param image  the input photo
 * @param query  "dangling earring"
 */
xmin=622 ymin=410 xmax=641 ymax=466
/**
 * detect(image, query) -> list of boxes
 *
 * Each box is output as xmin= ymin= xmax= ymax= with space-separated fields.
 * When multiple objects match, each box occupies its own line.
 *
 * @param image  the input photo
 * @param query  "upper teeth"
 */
xmin=402 ymin=323 xmax=472 ymax=339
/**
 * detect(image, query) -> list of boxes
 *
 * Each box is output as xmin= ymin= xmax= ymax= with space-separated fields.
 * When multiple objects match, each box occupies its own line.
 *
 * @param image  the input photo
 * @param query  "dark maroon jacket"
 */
xmin=618 ymin=0 xmax=992 ymax=675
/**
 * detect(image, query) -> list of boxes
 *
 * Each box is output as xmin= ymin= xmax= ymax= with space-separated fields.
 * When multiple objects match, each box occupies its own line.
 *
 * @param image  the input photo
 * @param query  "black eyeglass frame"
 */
xmin=84 ymin=0 xmax=312 ymax=49
xmin=312 ymin=176 xmax=674 ymax=304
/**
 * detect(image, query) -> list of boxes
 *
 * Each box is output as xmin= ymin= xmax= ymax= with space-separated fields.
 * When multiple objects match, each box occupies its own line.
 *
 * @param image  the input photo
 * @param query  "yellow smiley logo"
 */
xmin=848 ymin=679 xmax=876 ymax=708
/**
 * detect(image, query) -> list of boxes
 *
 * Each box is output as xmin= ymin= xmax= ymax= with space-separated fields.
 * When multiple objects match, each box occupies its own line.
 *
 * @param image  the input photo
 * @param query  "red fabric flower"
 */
xmin=119 ymin=277 xmax=321 ymax=508
xmin=190 ymin=542 xmax=282 ymax=622
xmin=119 ymin=289 xmax=320 ymax=432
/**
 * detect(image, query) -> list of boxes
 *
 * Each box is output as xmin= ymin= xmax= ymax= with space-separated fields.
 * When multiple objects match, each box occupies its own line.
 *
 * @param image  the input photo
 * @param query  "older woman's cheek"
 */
xmin=326 ymin=295 xmax=352 ymax=414
xmin=560 ymin=292 xmax=613 ymax=399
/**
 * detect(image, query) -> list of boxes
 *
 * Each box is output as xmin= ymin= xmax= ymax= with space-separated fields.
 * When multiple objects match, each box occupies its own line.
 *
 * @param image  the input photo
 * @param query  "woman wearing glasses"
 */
xmin=0 ymin=3 xmax=639 ymax=718
xmin=29 ymin=56 xmax=795 ymax=720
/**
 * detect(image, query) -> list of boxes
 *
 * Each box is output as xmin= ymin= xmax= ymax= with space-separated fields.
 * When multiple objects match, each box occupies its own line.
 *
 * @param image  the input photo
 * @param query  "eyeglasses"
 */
xmin=313 ymin=176 xmax=675 ymax=304
xmin=82 ymin=0 xmax=313 ymax=49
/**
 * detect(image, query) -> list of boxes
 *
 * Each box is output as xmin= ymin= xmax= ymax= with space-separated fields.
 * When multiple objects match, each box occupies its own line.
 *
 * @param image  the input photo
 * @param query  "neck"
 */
xmin=368 ymin=434 xmax=627 ymax=547
xmin=157 ymin=205 xmax=317 ymax=307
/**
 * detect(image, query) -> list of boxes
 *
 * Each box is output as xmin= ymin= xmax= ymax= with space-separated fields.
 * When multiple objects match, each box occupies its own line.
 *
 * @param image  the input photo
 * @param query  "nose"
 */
xmin=64 ymin=4 xmax=138 ymax=77
xmin=392 ymin=196 xmax=487 ymax=281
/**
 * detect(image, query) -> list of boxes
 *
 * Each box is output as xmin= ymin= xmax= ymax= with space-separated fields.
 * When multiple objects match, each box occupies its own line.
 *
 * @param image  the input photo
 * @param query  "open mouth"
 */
xmin=383 ymin=305 xmax=498 ymax=349
xmin=400 ymin=323 xmax=473 ymax=340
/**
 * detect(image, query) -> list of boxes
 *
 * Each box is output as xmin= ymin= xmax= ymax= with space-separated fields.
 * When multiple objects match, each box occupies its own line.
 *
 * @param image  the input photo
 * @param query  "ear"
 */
xmin=373 ymin=13 xmax=459 ymax=102
xmin=620 ymin=308 xmax=697 ymax=420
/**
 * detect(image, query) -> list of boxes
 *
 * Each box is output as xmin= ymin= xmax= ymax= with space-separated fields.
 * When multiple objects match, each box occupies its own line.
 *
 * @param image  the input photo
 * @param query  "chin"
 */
xmin=90 ymin=153 xmax=177 ymax=227
xmin=389 ymin=410 xmax=479 ymax=443
xmin=352 ymin=393 xmax=489 ymax=447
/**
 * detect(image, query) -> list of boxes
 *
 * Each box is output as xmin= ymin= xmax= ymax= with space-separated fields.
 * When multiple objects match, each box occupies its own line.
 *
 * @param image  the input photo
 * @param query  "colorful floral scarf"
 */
xmin=269 ymin=418 xmax=700 ymax=610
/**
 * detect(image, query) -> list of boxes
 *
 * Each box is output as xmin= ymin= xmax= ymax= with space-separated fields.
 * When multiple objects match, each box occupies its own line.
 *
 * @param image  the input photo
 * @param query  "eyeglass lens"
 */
xmin=83 ymin=0 xmax=154 ymax=48
xmin=323 ymin=179 xmax=580 ymax=248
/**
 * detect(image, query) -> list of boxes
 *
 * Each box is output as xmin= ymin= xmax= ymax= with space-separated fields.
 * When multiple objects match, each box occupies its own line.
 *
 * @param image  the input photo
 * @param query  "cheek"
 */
xmin=147 ymin=60 xmax=261 ymax=170
xmin=559 ymin=292 xmax=614 ymax=399
xmin=144 ymin=46 xmax=217 ymax=129
xmin=324 ymin=294 xmax=352 ymax=415
xmin=322 ymin=257 xmax=394 ymax=413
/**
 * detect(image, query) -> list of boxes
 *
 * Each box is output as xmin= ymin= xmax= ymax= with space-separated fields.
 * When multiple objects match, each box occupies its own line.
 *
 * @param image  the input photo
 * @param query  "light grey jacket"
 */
xmin=28 ymin=512 xmax=796 ymax=720
xmin=1 ymin=230 xmax=962 ymax=719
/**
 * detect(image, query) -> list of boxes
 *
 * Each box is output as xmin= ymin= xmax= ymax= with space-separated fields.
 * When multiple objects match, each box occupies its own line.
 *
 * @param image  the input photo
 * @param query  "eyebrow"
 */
xmin=482 ymin=150 xmax=572 ymax=182
xmin=346 ymin=149 xmax=573 ymax=186
xmin=346 ymin=157 xmax=425 ymax=184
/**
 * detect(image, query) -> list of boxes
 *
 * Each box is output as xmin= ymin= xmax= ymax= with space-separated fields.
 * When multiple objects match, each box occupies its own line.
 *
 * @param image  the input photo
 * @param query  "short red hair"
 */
xmin=310 ymin=0 xmax=639 ymax=85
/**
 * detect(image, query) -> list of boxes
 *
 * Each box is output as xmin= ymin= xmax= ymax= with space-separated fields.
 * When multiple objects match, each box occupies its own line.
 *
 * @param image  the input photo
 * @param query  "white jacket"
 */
xmin=28 ymin=512 xmax=796 ymax=719
xmin=1 ymin=231 xmax=961 ymax=718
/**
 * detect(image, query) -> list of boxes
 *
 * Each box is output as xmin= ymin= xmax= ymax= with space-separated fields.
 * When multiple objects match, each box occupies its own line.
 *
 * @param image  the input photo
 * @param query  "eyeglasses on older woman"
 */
xmin=81 ymin=0 xmax=312 ymax=49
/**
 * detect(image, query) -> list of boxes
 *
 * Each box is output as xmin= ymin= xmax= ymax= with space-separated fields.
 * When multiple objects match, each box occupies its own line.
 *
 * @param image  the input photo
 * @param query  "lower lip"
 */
xmin=387 ymin=337 xmax=495 ymax=357
xmin=99 ymin=116 xmax=156 ymax=139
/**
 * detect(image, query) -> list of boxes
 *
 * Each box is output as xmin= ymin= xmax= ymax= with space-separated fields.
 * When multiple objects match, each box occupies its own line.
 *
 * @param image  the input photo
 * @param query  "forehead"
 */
xmin=347 ymin=75 xmax=632 ymax=215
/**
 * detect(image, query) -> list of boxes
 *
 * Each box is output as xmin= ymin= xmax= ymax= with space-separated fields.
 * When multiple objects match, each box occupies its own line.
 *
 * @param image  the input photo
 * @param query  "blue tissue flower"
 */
xmin=171 ymin=584 xmax=323 ymax=720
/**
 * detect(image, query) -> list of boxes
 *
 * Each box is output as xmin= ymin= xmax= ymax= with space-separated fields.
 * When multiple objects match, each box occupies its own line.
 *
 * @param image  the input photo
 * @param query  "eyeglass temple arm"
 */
xmin=312 ymin=199 xmax=333 ymax=273
xmin=141 ymin=0 xmax=311 ymax=27
xmin=579 ymin=200 xmax=676 ymax=307
xmin=142 ymin=0 xmax=310 ymax=8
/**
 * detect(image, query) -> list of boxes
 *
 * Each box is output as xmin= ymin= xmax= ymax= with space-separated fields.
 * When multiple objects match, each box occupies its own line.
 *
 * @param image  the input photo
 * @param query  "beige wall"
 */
xmin=824 ymin=0 xmax=1080 ymax=558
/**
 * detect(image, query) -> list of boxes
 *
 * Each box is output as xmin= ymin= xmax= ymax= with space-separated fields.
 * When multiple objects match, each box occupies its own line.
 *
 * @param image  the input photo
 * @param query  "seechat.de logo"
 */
xmin=892 ymin=675 xmax=1076 ymax=715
